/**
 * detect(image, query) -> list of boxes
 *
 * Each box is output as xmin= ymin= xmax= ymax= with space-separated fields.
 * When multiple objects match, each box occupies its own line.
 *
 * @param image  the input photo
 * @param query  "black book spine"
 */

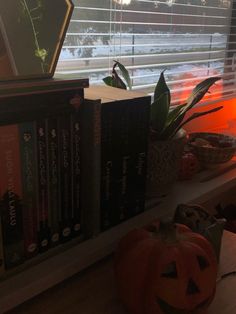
xmin=101 ymin=106 xmax=114 ymax=231
xmin=101 ymin=102 xmax=130 ymax=230
xmin=80 ymin=99 xmax=101 ymax=238
xmin=36 ymin=119 xmax=50 ymax=252
xmin=71 ymin=111 xmax=81 ymax=238
xmin=47 ymin=117 xmax=60 ymax=247
xmin=127 ymin=97 xmax=151 ymax=218
xmin=19 ymin=121 xmax=38 ymax=258
xmin=58 ymin=114 xmax=72 ymax=242
xmin=101 ymin=96 xmax=150 ymax=229
xmin=117 ymin=104 xmax=131 ymax=224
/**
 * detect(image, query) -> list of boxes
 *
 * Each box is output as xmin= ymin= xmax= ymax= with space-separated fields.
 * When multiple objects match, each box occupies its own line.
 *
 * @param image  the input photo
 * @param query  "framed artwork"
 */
xmin=0 ymin=0 xmax=73 ymax=81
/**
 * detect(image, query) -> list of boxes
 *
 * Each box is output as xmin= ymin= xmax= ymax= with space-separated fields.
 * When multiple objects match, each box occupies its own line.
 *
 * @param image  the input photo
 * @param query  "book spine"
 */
xmin=118 ymin=105 xmax=131 ymax=224
xmin=19 ymin=121 xmax=38 ymax=258
xmin=71 ymin=111 xmax=81 ymax=238
xmin=101 ymin=103 xmax=130 ymax=230
xmin=47 ymin=117 xmax=60 ymax=247
xmin=58 ymin=114 xmax=72 ymax=242
xmin=127 ymin=97 xmax=151 ymax=218
xmin=0 ymin=124 xmax=24 ymax=269
xmin=36 ymin=119 xmax=50 ymax=252
xmin=100 ymin=97 xmax=150 ymax=228
xmin=0 ymin=216 xmax=5 ymax=276
xmin=100 ymin=106 xmax=113 ymax=231
xmin=80 ymin=99 xmax=101 ymax=238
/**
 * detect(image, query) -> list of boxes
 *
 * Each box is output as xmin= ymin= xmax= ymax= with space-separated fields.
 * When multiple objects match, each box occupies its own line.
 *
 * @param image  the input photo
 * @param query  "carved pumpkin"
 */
xmin=114 ymin=221 xmax=217 ymax=314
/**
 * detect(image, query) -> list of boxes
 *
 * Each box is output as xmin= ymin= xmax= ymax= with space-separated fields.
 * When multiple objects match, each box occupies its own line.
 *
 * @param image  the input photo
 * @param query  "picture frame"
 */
xmin=0 ymin=0 xmax=73 ymax=81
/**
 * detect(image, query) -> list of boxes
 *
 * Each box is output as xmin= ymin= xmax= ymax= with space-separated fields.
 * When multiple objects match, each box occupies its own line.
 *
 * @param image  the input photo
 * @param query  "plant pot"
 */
xmin=146 ymin=128 xmax=187 ymax=198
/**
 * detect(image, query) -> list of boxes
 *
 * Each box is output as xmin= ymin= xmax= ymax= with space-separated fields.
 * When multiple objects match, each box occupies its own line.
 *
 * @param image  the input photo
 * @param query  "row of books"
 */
xmin=0 ymin=82 xmax=151 ymax=275
xmin=0 ymin=80 xmax=87 ymax=273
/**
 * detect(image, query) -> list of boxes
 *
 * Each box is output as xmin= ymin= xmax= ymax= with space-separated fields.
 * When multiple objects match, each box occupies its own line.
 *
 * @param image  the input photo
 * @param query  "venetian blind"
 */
xmin=56 ymin=0 xmax=235 ymax=105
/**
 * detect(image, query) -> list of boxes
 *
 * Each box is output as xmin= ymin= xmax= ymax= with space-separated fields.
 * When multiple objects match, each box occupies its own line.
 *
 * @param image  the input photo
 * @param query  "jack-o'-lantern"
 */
xmin=114 ymin=221 xmax=217 ymax=314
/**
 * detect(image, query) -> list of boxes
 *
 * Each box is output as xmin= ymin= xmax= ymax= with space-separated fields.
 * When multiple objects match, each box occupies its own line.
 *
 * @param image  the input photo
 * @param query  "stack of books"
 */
xmin=0 ymin=81 xmax=151 ymax=276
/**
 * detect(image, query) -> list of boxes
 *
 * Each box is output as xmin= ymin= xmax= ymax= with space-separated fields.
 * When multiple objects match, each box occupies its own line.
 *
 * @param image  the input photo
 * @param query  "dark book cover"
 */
xmin=100 ymin=102 xmax=130 ymax=230
xmin=126 ymin=97 xmax=151 ymax=218
xmin=0 ymin=215 xmax=4 ymax=275
xmin=85 ymin=87 xmax=151 ymax=230
xmin=0 ymin=124 xmax=24 ymax=269
xmin=71 ymin=111 xmax=82 ymax=238
xmin=19 ymin=121 xmax=38 ymax=258
xmin=116 ymin=104 xmax=131 ymax=224
xmin=0 ymin=78 xmax=88 ymax=96
xmin=58 ymin=114 xmax=72 ymax=242
xmin=47 ymin=116 xmax=60 ymax=247
xmin=100 ymin=105 xmax=114 ymax=231
xmin=0 ymin=87 xmax=84 ymax=126
xmin=80 ymin=99 xmax=101 ymax=238
xmin=36 ymin=119 xmax=50 ymax=252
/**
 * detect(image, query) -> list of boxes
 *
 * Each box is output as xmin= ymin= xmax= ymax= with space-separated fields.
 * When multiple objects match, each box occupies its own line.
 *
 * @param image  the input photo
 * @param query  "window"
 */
xmin=56 ymin=0 xmax=235 ymax=105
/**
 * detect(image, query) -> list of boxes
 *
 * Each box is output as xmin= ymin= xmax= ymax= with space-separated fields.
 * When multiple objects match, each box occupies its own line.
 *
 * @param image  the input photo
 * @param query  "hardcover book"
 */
xmin=71 ymin=111 xmax=82 ymax=238
xmin=0 ymin=124 xmax=24 ymax=269
xmin=126 ymin=98 xmax=150 ymax=218
xmin=0 ymin=216 xmax=4 ymax=275
xmin=58 ymin=114 xmax=72 ymax=242
xmin=36 ymin=119 xmax=50 ymax=252
xmin=19 ymin=121 xmax=38 ymax=258
xmin=84 ymin=86 xmax=151 ymax=231
xmin=0 ymin=77 xmax=88 ymax=98
xmin=47 ymin=116 xmax=60 ymax=247
xmin=80 ymin=98 xmax=101 ymax=238
xmin=0 ymin=84 xmax=85 ymax=126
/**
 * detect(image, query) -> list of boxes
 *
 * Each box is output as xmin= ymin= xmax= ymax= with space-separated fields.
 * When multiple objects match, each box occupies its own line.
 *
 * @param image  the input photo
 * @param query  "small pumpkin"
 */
xmin=114 ymin=220 xmax=217 ymax=314
xmin=178 ymin=151 xmax=199 ymax=180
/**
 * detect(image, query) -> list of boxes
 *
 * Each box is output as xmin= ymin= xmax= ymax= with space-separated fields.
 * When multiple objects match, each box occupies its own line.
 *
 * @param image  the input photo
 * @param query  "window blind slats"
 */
xmin=56 ymin=0 xmax=235 ymax=104
xmin=138 ymin=0 xmax=231 ymax=11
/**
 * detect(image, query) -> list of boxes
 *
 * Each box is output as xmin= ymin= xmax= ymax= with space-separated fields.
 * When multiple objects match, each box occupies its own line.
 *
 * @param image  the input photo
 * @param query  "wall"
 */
xmin=184 ymin=98 xmax=236 ymax=135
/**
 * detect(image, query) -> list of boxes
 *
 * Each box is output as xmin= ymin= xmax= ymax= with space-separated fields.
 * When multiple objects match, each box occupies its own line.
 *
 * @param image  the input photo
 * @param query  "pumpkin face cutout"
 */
xmin=114 ymin=221 xmax=217 ymax=314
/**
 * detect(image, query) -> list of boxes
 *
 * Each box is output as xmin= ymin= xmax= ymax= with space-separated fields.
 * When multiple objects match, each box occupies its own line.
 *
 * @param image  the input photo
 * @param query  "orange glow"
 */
xmin=171 ymin=68 xmax=236 ymax=135
xmin=184 ymin=98 xmax=236 ymax=134
xmin=173 ymin=69 xmax=223 ymax=105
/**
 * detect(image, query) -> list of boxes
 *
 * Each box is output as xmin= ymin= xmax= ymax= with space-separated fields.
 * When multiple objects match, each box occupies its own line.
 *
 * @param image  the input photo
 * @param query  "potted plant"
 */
xmin=103 ymin=60 xmax=132 ymax=90
xmin=147 ymin=71 xmax=223 ymax=197
xmin=103 ymin=62 xmax=223 ymax=197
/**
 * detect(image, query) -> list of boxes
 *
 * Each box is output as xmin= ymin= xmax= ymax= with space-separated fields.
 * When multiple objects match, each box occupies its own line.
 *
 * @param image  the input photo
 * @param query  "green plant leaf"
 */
xmin=165 ymin=103 xmax=186 ymax=127
xmin=176 ymin=105 xmax=223 ymax=134
xmin=161 ymin=105 xmax=223 ymax=139
xmin=150 ymin=91 xmax=170 ymax=133
xmin=114 ymin=60 xmax=132 ymax=90
xmin=103 ymin=76 xmax=114 ymax=87
xmin=103 ymin=70 xmax=127 ymax=89
xmin=184 ymin=77 xmax=221 ymax=112
xmin=112 ymin=66 xmax=127 ymax=89
xmin=154 ymin=71 xmax=170 ymax=104
xmin=35 ymin=48 xmax=48 ymax=62
xmin=159 ymin=113 xmax=185 ymax=139
xmin=160 ymin=77 xmax=221 ymax=139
